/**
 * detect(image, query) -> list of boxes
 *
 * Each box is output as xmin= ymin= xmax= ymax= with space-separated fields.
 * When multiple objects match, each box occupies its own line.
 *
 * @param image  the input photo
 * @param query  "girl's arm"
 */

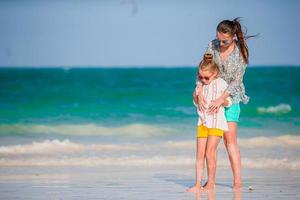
xmin=194 ymin=82 xmax=207 ymax=112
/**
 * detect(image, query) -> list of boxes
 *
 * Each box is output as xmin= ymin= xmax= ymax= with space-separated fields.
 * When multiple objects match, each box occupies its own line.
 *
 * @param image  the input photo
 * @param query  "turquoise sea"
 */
xmin=0 ymin=66 xmax=299 ymax=169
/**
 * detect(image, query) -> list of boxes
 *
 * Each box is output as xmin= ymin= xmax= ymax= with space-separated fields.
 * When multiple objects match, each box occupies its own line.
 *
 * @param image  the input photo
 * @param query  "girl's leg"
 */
xmin=203 ymin=135 xmax=221 ymax=190
xmin=186 ymin=137 xmax=207 ymax=193
xmin=223 ymin=122 xmax=242 ymax=189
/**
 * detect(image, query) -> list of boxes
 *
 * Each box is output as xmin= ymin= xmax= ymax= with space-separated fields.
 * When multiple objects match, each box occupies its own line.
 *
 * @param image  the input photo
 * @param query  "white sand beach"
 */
xmin=0 ymin=165 xmax=299 ymax=200
xmin=0 ymin=136 xmax=300 ymax=199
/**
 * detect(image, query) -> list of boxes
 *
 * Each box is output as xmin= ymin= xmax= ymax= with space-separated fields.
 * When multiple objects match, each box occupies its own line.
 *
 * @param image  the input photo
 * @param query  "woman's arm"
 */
xmin=207 ymin=91 xmax=230 ymax=114
xmin=208 ymin=62 xmax=246 ymax=114
xmin=223 ymin=96 xmax=232 ymax=107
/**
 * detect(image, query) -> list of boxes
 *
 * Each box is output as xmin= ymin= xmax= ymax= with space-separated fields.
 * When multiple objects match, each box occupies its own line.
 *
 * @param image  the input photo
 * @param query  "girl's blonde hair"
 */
xmin=198 ymin=53 xmax=219 ymax=73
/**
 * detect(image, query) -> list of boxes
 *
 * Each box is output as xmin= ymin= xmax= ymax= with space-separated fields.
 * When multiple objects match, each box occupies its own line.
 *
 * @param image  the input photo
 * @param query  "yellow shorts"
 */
xmin=197 ymin=125 xmax=223 ymax=138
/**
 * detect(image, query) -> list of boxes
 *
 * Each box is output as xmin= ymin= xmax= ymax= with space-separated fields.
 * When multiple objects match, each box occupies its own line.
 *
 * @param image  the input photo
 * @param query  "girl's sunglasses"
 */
xmin=198 ymin=75 xmax=211 ymax=81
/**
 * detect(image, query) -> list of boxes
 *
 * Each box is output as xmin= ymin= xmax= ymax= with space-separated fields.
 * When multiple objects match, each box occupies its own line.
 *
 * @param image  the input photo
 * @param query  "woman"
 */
xmin=194 ymin=18 xmax=253 ymax=190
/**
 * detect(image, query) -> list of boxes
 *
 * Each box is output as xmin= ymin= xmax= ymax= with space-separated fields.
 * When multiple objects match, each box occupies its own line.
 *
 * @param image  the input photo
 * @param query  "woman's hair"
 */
xmin=217 ymin=17 xmax=256 ymax=64
xmin=199 ymin=53 xmax=219 ymax=73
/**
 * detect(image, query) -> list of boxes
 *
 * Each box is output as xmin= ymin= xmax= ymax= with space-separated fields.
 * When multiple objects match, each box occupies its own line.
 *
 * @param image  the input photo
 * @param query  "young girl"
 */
xmin=196 ymin=18 xmax=254 ymax=190
xmin=187 ymin=53 xmax=231 ymax=192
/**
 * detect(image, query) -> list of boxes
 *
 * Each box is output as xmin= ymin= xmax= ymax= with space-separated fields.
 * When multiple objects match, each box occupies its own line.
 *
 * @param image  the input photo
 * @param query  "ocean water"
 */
xmin=0 ymin=67 xmax=299 ymax=170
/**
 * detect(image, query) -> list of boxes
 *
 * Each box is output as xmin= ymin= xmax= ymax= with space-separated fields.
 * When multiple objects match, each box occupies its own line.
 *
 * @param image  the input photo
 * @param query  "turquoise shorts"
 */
xmin=225 ymin=103 xmax=240 ymax=122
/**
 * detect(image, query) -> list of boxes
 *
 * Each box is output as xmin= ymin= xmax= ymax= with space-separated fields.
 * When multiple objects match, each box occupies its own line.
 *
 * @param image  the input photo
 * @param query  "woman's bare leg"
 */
xmin=203 ymin=136 xmax=221 ymax=190
xmin=223 ymin=122 xmax=242 ymax=189
xmin=186 ymin=137 xmax=207 ymax=193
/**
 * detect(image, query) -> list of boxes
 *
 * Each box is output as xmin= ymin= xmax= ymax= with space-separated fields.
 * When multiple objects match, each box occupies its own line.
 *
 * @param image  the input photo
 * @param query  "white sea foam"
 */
xmin=0 ymin=123 xmax=173 ymax=137
xmin=0 ymin=155 xmax=299 ymax=170
xmin=238 ymin=135 xmax=300 ymax=148
xmin=0 ymin=137 xmax=299 ymax=169
xmin=89 ymin=144 xmax=140 ymax=151
xmin=241 ymin=157 xmax=300 ymax=170
xmin=1 ymin=135 xmax=299 ymax=156
xmin=164 ymin=140 xmax=195 ymax=149
xmin=163 ymin=135 xmax=300 ymax=149
xmin=257 ymin=103 xmax=292 ymax=114
xmin=0 ymin=140 xmax=141 ymax=155
xmin=0 ymin=139 xmax=84 ymax=155
xmin=0 ymin=156 xmax=193 ymax=167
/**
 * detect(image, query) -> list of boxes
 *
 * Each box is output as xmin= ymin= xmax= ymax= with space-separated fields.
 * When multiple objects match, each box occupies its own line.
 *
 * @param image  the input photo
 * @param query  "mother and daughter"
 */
xmin=187 ymin=18 xmax=253 ymax=192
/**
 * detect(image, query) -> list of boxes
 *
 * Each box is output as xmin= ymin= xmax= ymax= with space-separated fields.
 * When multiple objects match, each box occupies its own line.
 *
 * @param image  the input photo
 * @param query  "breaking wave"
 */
xmin=0 ymin=136 xmax=299 ymax=169
xmin=0 ymin=134 xmax=299 ymax=156
xmin=0 ymin=155 xmax=299 ymax=170
xmin=164 ymin=135 xmax=300 ymax=149
xmin=0 ymin=123 xmax=173 ymax=138
xmin=0 ymin=139 xmax=141 ymax=155
xmin=257 ymin=103 xmax=292 ymax=114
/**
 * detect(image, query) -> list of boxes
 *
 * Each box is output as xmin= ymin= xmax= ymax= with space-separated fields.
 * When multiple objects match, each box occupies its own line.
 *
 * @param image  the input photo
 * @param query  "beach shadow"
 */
xmin=153 ymin=174 xmax=232 ymax=189
xmin=153 ymin=174 xmax=242 ymax=200
xmin=153 ymin=174 xmax=192 ymax=187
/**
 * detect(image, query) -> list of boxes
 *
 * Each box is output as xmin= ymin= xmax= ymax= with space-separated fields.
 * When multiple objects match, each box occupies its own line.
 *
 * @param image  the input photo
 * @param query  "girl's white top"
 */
xmin=195 ymin=77 xmax=229 ymax=131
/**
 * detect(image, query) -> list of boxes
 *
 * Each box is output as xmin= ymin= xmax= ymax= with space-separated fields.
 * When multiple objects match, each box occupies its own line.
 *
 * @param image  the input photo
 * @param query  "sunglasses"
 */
xmin=217 ymin=39 xmax=231 ymax=46
xmin=198 ymin=74 xmax=211 ymax=81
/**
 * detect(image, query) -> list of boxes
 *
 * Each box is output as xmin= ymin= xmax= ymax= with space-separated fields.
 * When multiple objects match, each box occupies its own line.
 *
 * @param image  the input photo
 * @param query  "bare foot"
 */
xmin=202 ymin=182 xmax=215 ymax=190
xmin=233 ymin=182 xmax=242 ymax=191
xmin=186 ymin=184 xmax=201 ymax=193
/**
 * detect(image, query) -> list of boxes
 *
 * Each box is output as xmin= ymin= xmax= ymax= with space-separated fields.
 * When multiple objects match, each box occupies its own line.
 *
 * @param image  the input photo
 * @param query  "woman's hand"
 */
xmin=207 ymin=97 xmax=225 ymax=114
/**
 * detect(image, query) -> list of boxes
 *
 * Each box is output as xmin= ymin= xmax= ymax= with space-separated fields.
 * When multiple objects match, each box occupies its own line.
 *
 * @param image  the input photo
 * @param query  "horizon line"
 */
xmin=0 ymin=65 xmax=300 ymax=69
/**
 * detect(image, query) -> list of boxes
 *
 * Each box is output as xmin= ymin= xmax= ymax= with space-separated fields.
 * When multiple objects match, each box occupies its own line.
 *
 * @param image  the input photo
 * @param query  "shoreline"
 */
xmin=0 ymin=166 xmax=299 ymax=199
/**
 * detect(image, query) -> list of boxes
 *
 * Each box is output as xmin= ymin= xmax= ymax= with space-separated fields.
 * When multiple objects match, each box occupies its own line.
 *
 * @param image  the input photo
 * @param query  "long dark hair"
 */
xmin=217 ymin=18 xmax=256 ymax=64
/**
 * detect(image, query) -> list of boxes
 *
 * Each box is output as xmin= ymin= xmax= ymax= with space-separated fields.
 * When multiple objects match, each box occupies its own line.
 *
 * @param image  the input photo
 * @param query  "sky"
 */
xmin=0 ymin=0 xmax=300 ymax=67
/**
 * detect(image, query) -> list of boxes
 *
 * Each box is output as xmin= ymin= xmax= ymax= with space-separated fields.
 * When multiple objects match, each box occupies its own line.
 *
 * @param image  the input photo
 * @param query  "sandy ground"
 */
xmin=0 ymin=166 xmax=299 ymax=200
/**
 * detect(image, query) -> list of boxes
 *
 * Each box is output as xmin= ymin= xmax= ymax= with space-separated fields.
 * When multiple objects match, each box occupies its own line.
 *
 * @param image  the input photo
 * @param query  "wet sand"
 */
xmin=0 ymin=166 xmax=299 ymax=200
